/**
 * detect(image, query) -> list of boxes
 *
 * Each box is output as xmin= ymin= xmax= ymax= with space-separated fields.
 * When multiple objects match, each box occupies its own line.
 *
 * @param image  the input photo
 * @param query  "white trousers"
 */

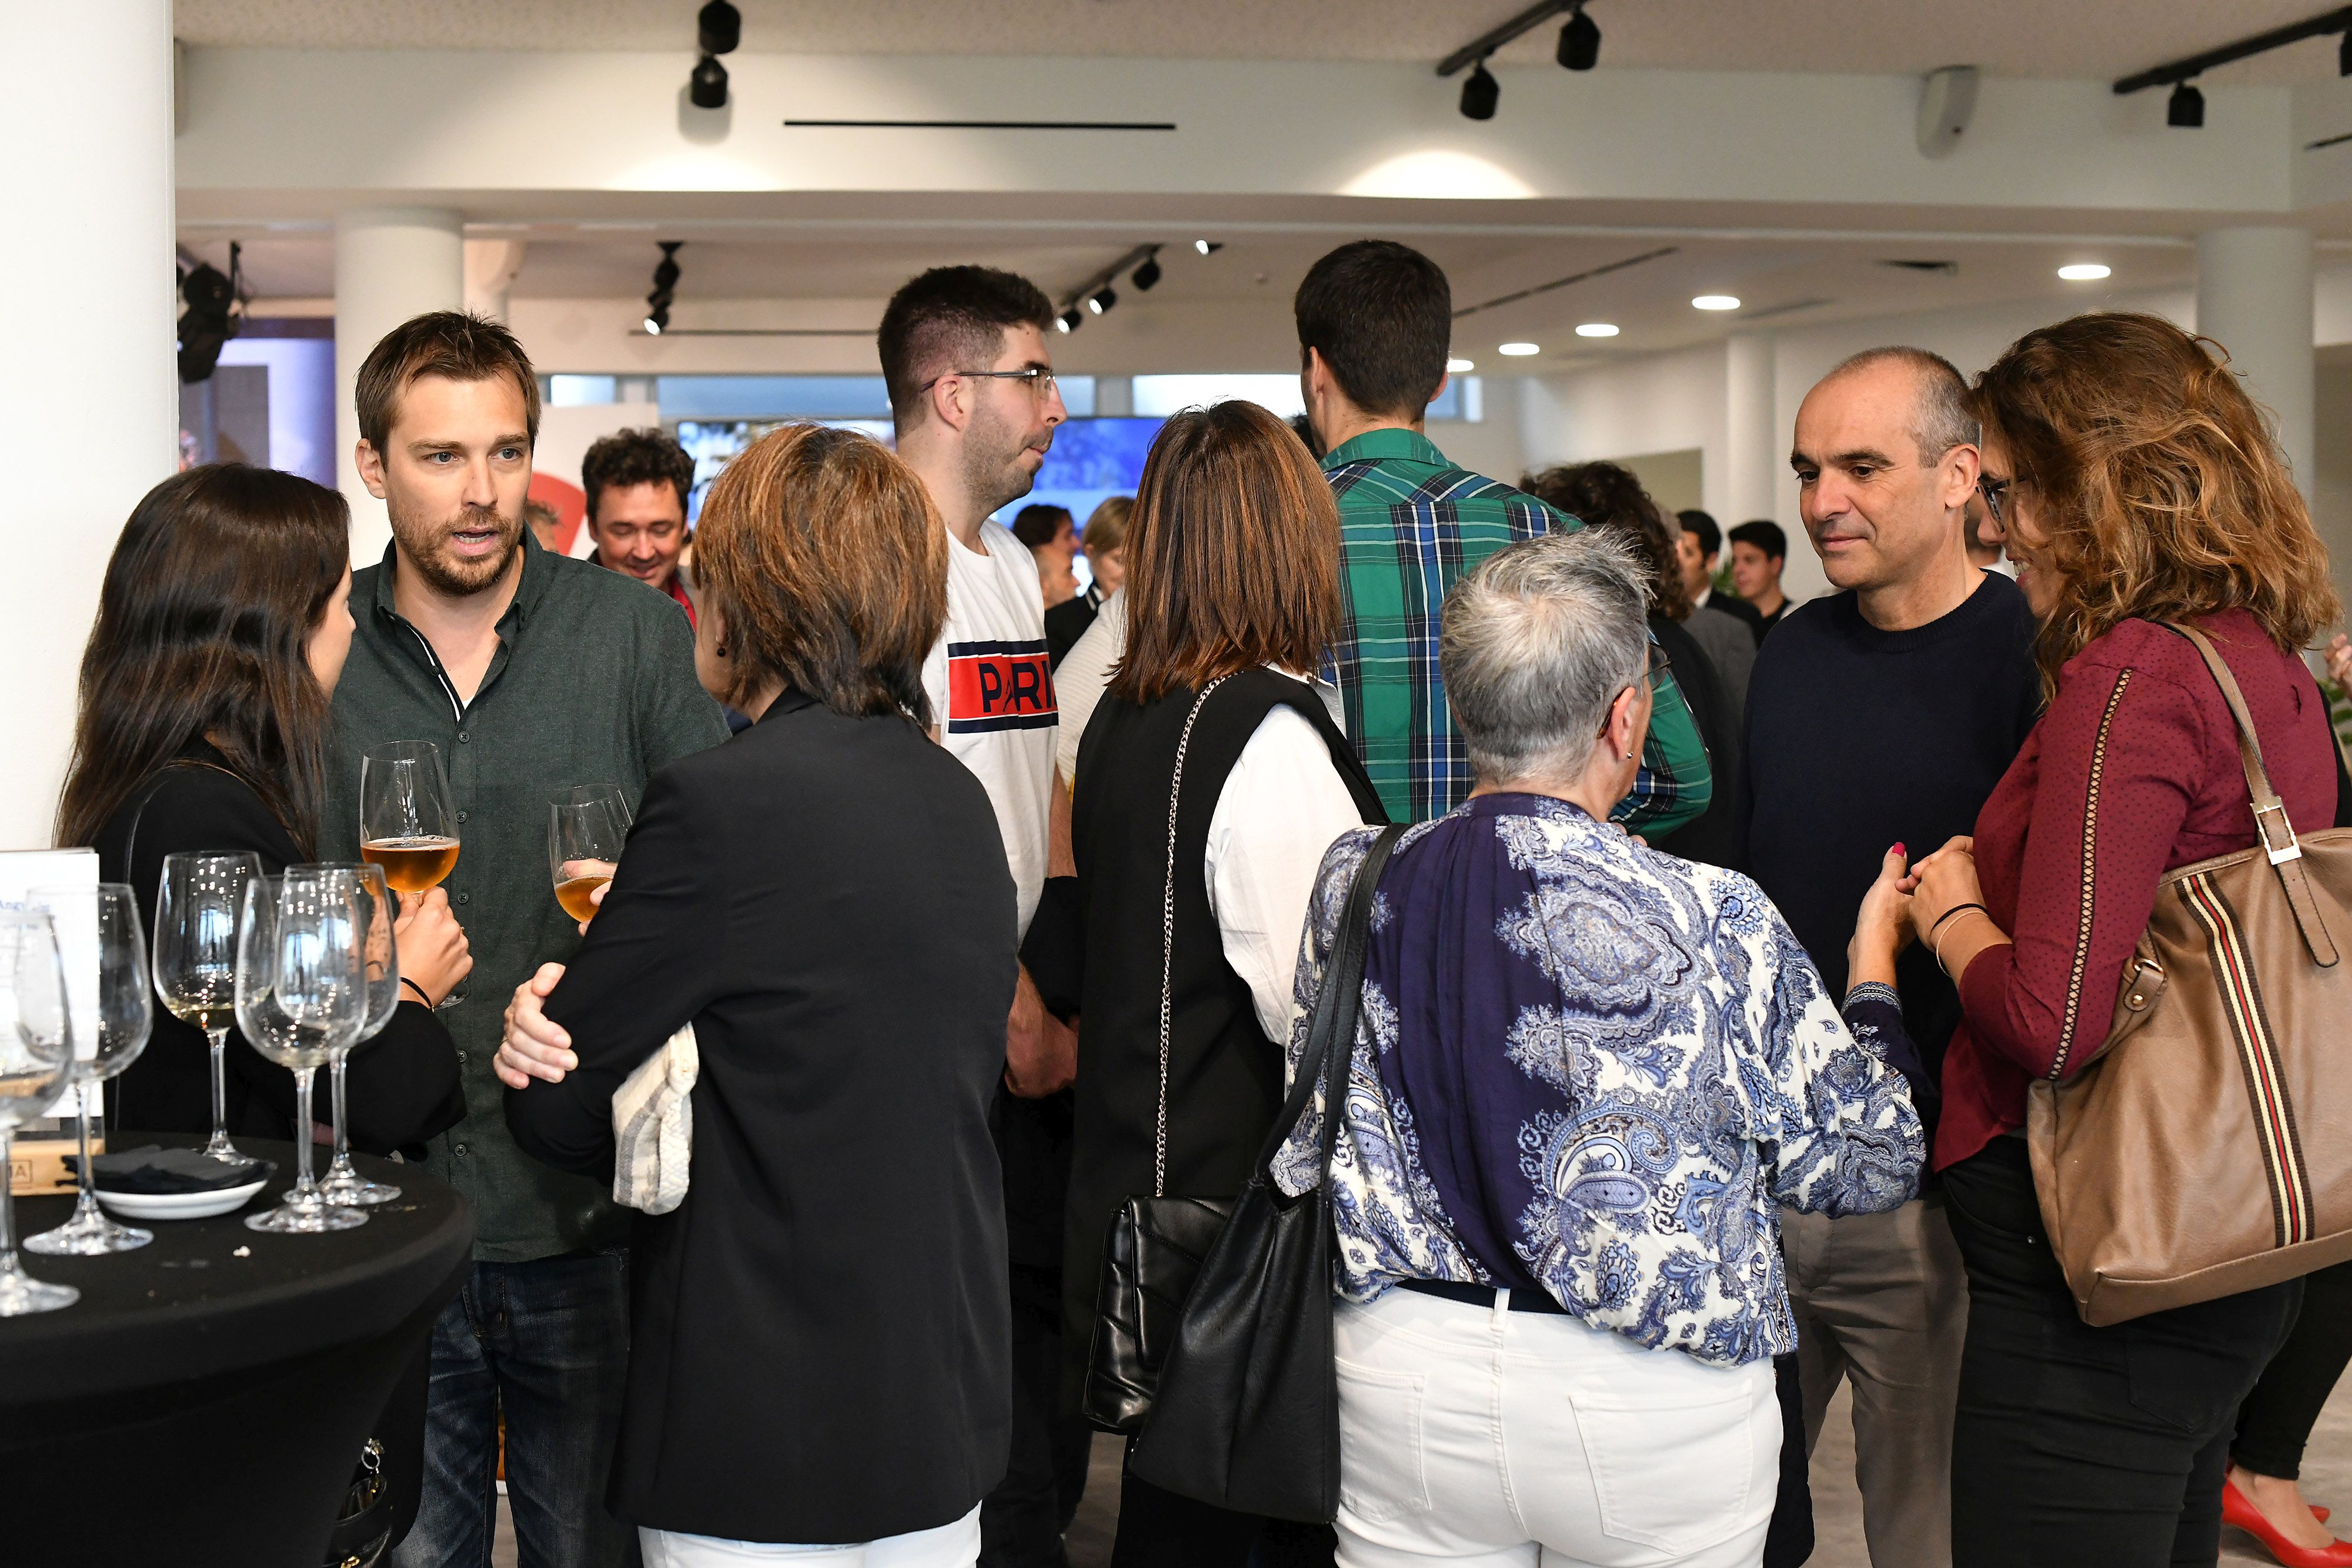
xmin=1332 ymin=1288 xmax=1778 ymax=1568
xmin=639 ymin=1505 xmax=981 ymax=1567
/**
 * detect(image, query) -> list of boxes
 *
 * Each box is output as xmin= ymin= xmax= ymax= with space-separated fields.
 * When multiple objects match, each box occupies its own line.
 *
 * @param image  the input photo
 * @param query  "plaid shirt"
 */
xmin=1321 ymin=428 xmax=1711 ymax=830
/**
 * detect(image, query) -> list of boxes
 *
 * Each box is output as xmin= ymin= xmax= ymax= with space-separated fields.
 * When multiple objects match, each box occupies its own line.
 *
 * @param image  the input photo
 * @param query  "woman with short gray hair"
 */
xmin=1275 ymin=530 xmax=1933 ymax=1567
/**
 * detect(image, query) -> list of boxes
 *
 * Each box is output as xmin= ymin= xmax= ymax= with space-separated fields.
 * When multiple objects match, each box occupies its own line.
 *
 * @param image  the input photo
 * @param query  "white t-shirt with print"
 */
xmin=923 ymin=520 xmax=1058 ymax=938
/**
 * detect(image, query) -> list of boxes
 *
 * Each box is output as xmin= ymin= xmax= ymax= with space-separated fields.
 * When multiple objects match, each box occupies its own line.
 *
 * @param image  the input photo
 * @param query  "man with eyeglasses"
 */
xmin=1743 ymin=346 xmax=2042 ymax=1568
xmin=880 ymin=266 xmax=1087 ymax=1568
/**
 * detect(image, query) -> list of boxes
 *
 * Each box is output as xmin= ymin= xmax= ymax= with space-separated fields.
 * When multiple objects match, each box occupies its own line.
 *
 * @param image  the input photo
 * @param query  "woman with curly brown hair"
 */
xmin=499 ymin=424 xmax=1018 ymax=1566
xmin=1880 ymin=312 xmax=2342 ymax=1565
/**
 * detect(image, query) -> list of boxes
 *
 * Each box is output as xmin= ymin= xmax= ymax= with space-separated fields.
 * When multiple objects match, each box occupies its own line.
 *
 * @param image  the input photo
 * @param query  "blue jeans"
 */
xmin=391 ymin=1250 xmax=639 ymax=1568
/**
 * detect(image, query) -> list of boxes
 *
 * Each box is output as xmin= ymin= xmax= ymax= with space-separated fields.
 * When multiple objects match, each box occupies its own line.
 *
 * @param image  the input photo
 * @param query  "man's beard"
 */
xmin=389 ymin=500 xmax=523 ymax=598
xmin=960 ymin=400 xmax=1050 ymax=520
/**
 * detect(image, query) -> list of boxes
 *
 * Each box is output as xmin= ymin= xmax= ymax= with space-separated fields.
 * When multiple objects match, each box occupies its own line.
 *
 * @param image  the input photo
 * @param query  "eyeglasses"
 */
xmin=1976 ymin=474 xmax=2010 ymax=526
xmin=916 ymin=366 xmax=1059 ymax=398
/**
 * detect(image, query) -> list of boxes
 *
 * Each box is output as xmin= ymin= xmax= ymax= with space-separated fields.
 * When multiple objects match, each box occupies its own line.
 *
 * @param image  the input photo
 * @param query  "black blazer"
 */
xmin=92 ymin=753 xmax=465 ymax=1155
xmin=1045 ymin=589 xmax=1100 ymax=668
xmin=505 ymin=693 xmax=1017 ymax=1545
xmin=1708 ymin=589 xmax=1768 ymax=644
xmin=1648 ymin=612 xmax=1745 ymax=872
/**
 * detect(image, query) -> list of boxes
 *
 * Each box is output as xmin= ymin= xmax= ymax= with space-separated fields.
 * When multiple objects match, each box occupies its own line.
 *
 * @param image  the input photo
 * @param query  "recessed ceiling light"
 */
xmin=1692 ymin=295 xmax=1742 ymax=312
xmin=1446 ymin=357 xmax=1475 ymax=373
xmin=1498 ymin=342 xmax=1541 ymax=356
xmin=2057 ymin=263 xmax=2112 ymax=281
xmin=1575 ymin=323 xmax=1620 ymax=338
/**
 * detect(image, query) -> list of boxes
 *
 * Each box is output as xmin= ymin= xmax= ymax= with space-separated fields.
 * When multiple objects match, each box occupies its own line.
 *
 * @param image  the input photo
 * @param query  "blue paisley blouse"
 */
xmin=1275 ymin=793 xmax=1927 ymax=1368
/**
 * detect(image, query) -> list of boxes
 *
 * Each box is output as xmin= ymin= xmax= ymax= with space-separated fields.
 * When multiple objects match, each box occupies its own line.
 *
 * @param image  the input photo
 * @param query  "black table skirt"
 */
xmin=0 ymin=1135 xmax=472 ymax=1566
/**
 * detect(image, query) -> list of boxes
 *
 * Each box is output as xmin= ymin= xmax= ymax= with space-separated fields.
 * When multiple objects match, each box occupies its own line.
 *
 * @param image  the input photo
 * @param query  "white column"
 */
xmin=0 ymin=2 xmax=176 ymax=850
xmin=2197 ymin=227 xmax=2315 ymax=500
xmin=1723 ymin=331 xmax=1780 ymax=524
xmin=463 ymin=238 xmax=529 ymax=323
xmin=336 ymin=209 xmax=465 ymax=564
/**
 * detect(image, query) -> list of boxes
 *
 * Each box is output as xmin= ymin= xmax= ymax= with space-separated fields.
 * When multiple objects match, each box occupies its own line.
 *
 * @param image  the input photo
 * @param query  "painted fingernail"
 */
xmin=1892 ymin=842 xmax=1906 ymax=857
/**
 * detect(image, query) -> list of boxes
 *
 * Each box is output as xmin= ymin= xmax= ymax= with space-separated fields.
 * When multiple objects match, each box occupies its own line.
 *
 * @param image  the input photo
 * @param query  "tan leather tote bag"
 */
xmin=2027 ymin=623 xmax=2352 ymax=1326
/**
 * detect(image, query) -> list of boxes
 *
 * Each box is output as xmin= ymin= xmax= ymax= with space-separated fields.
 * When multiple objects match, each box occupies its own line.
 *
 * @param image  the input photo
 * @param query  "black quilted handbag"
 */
xmin=1083 ymin=677 xmax=1238 ymax=1433
xmin=1125 ymin=823 xmax=1402 ymax=1520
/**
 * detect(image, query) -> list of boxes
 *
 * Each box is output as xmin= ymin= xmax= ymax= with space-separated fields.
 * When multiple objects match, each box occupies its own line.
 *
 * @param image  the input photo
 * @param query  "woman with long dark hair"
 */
xmin=60 ymin=463 xmax=467 ymax=1151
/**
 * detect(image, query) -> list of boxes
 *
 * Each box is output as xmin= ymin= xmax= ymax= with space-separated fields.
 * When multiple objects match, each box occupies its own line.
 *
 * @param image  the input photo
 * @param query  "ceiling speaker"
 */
xmin=1917 ymin=65 xmax=1979 ymax=160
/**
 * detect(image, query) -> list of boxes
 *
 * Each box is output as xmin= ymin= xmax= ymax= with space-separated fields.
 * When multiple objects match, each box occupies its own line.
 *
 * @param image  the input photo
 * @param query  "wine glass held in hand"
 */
xmin=298 ymin=865 xmax=402 ymax=1208
xmin=24 ymin=884 xmax=155 ymax=1256
xmin=550 ymin=787 xmax=629 ymax=927
xmin=152 ymin=851 xmax=264 ymax=1168
xmin=236 ymin=875 xmax=369 ymax=1234
xmin=360 ymin=741 xmax=461 ymax=894
xmin=0 ymin=911 xmax=81 ymax=1314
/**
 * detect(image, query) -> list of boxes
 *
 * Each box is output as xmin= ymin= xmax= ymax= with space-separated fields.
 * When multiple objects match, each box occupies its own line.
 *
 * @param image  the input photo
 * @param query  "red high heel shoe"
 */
xmin=2224 ymin=1478 xmax=2352 ymax=1567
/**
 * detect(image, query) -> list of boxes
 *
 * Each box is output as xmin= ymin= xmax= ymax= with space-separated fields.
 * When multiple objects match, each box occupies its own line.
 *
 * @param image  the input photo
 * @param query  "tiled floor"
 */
xmin=487 ymin=1373 xmax=2352 ymax=1566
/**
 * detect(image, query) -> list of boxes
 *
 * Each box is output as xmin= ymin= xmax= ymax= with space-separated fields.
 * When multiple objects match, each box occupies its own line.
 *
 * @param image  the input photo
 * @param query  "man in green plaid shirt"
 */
xmin=1299 ymin=241 xmax=1712 ymax=829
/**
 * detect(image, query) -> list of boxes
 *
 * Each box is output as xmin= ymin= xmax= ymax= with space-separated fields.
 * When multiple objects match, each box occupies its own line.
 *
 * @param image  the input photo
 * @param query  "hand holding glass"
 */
xmin=153 ymin=851 xmax=263 ymax=1168
xmin=236 ymin=876 xmax=369 ymax=1233
xmin=0 ymin=911 xmax=79 ymax=1314
xmin=25 ymin=884 xmax=154 ymax=1256
xmin=550 ymin=787 xmax=629 ymax=925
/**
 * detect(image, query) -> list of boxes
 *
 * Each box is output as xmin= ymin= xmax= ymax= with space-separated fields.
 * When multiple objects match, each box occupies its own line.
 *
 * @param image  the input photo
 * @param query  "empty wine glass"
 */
xmin=25 ymin=884 xmax=155 ymax=1256
xmin=236 ymin=876 xmax=368 ymax=1234
xmin=550 ymin=787 xmax=630 ymax=925
xmin=303 ymin=864 xmax=401 ymax=1207
xmin=152 ymin=851 xmax=263 ymax=1168
xmin=0 ymin=910 xmax=79 ymax=1314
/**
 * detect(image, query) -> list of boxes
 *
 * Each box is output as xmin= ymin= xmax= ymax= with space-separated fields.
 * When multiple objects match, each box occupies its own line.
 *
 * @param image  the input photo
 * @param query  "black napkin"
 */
xmin=71 ymin=1146 xmax=276 ymax=1195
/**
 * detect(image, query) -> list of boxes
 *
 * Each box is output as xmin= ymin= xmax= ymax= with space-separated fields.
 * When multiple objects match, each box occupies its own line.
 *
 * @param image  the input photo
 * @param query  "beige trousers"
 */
xmin=1782 ymin=1196 xmax=1968 ymax=1568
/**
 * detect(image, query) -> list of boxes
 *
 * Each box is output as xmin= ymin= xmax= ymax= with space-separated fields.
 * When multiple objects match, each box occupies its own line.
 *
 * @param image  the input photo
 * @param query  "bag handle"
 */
xmin=2164 ymin=623 xmax=2340 ymax=967
xmin=1255 ymin=823 xmax=1408 ymax=1186
xmin=1152 ymin=676 xmax=1236 ymax=1197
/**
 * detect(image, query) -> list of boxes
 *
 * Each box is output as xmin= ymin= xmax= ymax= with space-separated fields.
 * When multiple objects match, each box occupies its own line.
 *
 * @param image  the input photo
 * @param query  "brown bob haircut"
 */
xmin=1968 ymin=312 xmax=2341 ymax=690
xmin=692 ymin=423 xmax=947 ymax=725
xmin=355 ymin=310 xmax=542 ymax=455
xmin=58 ymin=464 xmax=350 ymax=855
xmin=1522 ymin=462 xmax=1693 ymax=620
xmin=1110 ymin=400 xmax=1342 ymax=704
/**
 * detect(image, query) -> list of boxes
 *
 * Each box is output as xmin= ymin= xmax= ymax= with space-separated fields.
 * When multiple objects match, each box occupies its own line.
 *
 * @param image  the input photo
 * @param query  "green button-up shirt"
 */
xmin=323 ymin=534 xmax=730 ymax=1262
xmin=1321 ymin=428 xmax=1712 ymax=831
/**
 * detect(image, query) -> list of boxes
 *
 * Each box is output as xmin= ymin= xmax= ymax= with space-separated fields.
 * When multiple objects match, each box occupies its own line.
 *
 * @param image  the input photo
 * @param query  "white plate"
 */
xmin=95 ymin=1179 xmax=269 ymax=1222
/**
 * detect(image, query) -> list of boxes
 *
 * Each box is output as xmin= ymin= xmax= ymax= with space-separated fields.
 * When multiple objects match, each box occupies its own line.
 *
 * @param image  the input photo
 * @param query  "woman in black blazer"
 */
xmin=497 ymin=424 xmax=1016 ymax=1560
xmin=58 ymin=464 xmax=469 ymax=1155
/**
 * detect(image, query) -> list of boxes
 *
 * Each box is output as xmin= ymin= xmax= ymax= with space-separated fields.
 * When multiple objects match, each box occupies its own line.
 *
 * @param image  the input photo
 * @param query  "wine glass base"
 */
xmin=245 ymin=1198 xmax=367 ymax=1233
xmin=201 ymin=1132 xmax=260 ymax=1169
xmin=318 ymin=1172 xmax=402 ymax=1206
xmin=24 ymin=1208 xmax=152 ymax=1255
xmin=0 ymin=1270 xmax=79 ymax=1316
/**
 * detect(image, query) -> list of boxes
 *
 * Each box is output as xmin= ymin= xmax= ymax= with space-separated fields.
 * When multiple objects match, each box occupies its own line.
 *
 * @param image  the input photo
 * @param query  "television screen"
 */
xmin=1005 ymin=416 xmax=1163 ymax=542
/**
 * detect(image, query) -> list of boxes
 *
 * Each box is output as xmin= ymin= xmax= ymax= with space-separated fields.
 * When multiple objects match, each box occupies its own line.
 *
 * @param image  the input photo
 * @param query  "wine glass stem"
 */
xmin=206 ymin=1025 xmax=230 ymax=1142
xmin=331 ymin=1053 xmax=352 ymax=1168
xmin=73 ymin=1094 xmax=99 ymax=1217
xmin=0 ymin=1126 xmax=18 ymax=1270
xmin=290 ymin=1067 xmax=317 ymax=1199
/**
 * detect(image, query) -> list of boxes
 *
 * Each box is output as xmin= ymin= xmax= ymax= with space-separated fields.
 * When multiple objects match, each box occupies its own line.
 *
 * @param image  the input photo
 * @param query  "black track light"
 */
xmin=1556 ymin=7 xmax=1601 ymax=71
xmin=1056 ymin=309 xmax=1080 ymax=333
xmin=2168 ymin=79 xmax=2205 ymax=128
xmin=698 ymin=0 xmax=741 ymax=56
xmin=176 ymin=246 xmax=240 ymax=385
xmin=2340 ymin=28 xmax=2351 ymax=75
xmin=1459 ymin=59 xmax=1499 ymax=121
xmin=1132 ymin=255 xmax=1162 ymax=291
xmin=690 ymin=54 xmax=729 ymax=109
xmin=1089 ymin=287 xmax=1117 ymax=316
xmin=1195 ymin=240 xmax=1222 ymax=256
xmin=644 ymin=241 xmax=682 ymax=335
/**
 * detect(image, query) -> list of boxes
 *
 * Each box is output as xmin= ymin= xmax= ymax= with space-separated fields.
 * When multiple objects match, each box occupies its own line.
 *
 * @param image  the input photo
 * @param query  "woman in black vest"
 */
xmin=1064 ymin=401 xmax=1385 ymax=1568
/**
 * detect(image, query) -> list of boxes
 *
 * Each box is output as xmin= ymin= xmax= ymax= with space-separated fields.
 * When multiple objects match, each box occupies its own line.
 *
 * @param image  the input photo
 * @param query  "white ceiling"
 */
xmin=175 ymin=0 xmax=2352 ymax=86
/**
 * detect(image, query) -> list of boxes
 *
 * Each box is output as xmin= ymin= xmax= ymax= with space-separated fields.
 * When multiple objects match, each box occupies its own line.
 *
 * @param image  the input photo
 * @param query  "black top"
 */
xmin=1708 ymin=589 xmax=1768 ymax=644
xmin=1740 ymin=573 xmax=2042 ymax=1109
xmin=504 ymin=694 xmax=1017 ymax=1544
xmin=1758 ymin=600 xmax=1788 ymax=637
xmin=1649 ymin=611 xmax=1743 ymax=871
xmin=1045 ymin=587 xmax=1101 ymax=668
xmin=92 ymin=753 xmax=465 ymax=1155
xmin=1063 ymin=670 xmax=1385 ymax=1396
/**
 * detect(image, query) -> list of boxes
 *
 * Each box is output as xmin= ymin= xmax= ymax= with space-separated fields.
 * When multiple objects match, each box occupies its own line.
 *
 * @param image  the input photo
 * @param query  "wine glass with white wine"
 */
xmin=152 ymin=851 xmax=263 ymax=1168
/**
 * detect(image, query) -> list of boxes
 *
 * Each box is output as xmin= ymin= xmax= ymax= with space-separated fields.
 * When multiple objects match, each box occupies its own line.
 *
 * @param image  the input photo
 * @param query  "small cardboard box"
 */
xmin=9 ymin=1130 xmax=100 ymax=1197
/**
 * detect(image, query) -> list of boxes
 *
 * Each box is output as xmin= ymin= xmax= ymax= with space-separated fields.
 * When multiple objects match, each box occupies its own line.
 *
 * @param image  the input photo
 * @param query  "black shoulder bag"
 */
xmin=1124 ymin=818 xmax=1405 ymax=1522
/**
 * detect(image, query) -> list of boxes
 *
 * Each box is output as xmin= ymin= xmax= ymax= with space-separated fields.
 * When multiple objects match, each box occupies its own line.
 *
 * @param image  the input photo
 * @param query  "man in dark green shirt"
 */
xmin=326 ymin=313 xmax=727 ymax=1568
